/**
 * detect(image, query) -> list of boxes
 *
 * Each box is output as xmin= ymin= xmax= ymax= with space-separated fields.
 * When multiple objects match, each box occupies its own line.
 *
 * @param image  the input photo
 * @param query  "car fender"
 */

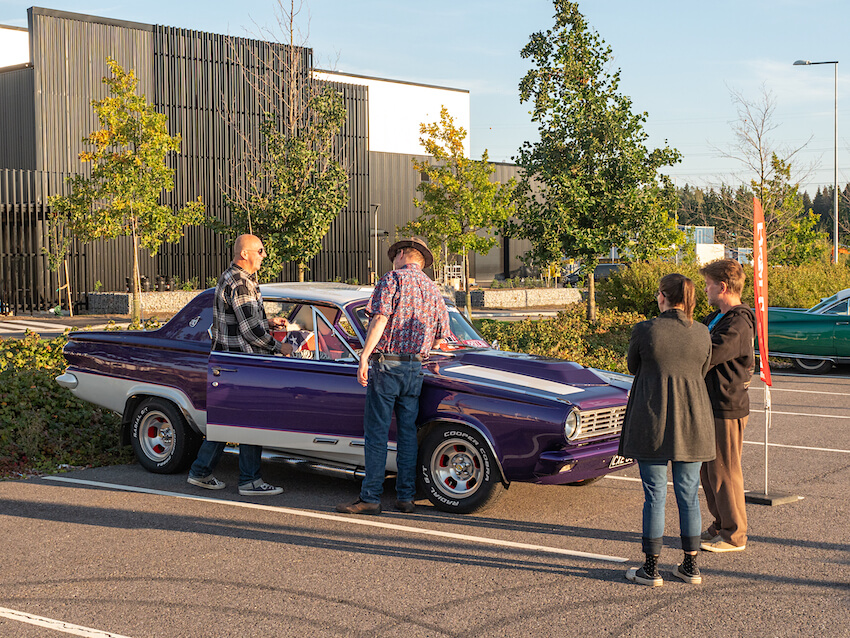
xmin=417 ymin=416 xmax=508 ymax=487
xmin=121 ymin=383 xmax=207 ymax=442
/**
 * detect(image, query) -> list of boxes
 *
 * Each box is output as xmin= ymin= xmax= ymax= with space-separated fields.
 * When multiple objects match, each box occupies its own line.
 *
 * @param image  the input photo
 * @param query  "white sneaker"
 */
xmin=238 ymin=479 xmax=283 ymax=496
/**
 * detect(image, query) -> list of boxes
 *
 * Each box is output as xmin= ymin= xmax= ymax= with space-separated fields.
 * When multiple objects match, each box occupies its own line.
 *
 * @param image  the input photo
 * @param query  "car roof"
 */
xmin=259 ymin=281 xmax=458 ymax=308
xmin=259 ymin=282 xmax=373 ymax=305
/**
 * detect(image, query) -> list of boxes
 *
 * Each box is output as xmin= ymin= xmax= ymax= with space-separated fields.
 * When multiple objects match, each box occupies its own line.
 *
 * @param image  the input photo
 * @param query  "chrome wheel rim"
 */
xmin=138 ymin=410 xmax=175 ymax=462
xmin=430 ymin=437 xmax=484 ymax=498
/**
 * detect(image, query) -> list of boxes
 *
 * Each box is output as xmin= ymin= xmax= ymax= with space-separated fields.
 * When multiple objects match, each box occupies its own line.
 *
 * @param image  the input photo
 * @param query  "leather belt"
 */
xmin=371 ymin=352 xmax=422 ymax=362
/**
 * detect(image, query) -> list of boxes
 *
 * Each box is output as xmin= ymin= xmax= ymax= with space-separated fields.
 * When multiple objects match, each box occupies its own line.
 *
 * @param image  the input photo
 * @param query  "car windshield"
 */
xmin=349 ymin=302 xmax=490 ymax=349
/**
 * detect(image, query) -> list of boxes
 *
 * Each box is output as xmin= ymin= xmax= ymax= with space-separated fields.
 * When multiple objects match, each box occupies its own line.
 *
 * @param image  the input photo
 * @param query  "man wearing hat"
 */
xmin=337 ymin=237 xmax=450 ymax=515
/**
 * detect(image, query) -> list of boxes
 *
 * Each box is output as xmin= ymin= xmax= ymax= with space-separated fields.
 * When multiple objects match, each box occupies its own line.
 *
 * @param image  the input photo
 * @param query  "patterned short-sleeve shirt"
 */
xmin=369 ymin=263 xmax=450 ymax=356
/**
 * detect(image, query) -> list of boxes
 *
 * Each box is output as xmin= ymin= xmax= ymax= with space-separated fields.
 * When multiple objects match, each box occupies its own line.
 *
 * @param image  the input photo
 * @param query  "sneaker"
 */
xmin=238 ymin=479 xmax=283 ymax=496
xmin=700 ymin=538 xmax=745 ymax=553
xmin=625 ymin=566 xmax=663 ymax=587
xmin=672 ymin=563 xmax=702 ymax=584
xmin=187 ymin=475 xmax=226 ymax=490
xmin=700 ymin=530 xmax=719 ymax=542
xmin=336 ymin=498 xmax=382 ymax=515
xmin=394 ymin=500 xmax=415 ymax=513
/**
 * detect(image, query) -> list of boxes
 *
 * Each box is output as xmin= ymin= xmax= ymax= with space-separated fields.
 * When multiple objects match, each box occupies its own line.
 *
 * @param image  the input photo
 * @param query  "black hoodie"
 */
xmin=703 ymin=305 xmax=756 ymax=419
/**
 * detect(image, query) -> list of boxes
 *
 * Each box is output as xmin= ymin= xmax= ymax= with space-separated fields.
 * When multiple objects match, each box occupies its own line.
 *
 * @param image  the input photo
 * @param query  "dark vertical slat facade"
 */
xmin=0 ymin=8 xmax=371 ymax=314
xmin=0 ymin=65 xmax=36 ymax=169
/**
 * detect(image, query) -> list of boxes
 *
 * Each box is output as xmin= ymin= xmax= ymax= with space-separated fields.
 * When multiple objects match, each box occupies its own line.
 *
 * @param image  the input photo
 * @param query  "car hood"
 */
xmin=428 ymin=349 xmax=631 ymax=409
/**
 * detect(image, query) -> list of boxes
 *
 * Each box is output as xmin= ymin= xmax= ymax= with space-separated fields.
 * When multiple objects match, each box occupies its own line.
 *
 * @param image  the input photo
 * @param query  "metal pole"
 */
xmin=834 ymin=62 xmax=839 ymax=264
xmin=764 ymin=385 xmax=771 ymax=495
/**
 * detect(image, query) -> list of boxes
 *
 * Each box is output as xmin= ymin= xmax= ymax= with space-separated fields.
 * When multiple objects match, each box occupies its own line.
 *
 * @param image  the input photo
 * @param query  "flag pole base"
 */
xmin=745 ymin=492 xmax=801 ymax=506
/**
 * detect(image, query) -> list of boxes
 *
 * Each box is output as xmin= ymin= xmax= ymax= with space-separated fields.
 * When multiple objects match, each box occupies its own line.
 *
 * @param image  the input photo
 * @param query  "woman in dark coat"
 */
xmin=621 ymin=273 xmax=715 ymax=587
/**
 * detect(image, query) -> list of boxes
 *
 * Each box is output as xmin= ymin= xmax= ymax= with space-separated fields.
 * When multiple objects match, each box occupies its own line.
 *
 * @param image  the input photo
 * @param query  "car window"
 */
xmin=822 ymin=300 xmax=849 ymax=315
xmin=810 ymin=294 xmax=840 ymax=313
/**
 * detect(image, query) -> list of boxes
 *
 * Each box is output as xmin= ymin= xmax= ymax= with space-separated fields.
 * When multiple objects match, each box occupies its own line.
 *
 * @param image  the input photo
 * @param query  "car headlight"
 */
xmin=564 ymin=408 xmax=581 ymax=441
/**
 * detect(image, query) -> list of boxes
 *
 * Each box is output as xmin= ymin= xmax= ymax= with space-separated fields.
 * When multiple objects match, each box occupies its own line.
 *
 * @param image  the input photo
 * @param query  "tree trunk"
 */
xmin=587 ymin=273 xmax=597 ymax=323
xmin=298 ymin=262 xmax=305 ymax=282
xmin=131 ymin=222 xmax=142 ymax=326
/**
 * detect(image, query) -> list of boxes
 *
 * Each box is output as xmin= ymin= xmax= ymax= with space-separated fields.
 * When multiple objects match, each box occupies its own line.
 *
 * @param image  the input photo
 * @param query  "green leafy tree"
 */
xmin=406 ymin=106 xmax=515 ymax=313
xmin=513 ymin=1 xmax=682 ymax=322
xmin=48 ymin=58 xmax=205 ymax=324
xmin=228 ymin=86 xmax=349 ymax=282
xmin=222 ymin=0 xmax=349 ymax=282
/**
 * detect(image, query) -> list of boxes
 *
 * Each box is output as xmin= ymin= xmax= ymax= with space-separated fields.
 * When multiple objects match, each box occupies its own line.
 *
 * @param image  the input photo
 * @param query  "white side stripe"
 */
xmin=0 ymin=606 xmax=132 ymax=637
xmin=443 ymin=364 xmax=583 ymax=395
xmin=42 ymin=476 xmax=626 ymax=563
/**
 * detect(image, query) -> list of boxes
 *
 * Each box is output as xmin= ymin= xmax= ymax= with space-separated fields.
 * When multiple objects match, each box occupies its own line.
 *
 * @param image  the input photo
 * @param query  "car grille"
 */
xmin=575 ymin=405 xmax=627 ymax=440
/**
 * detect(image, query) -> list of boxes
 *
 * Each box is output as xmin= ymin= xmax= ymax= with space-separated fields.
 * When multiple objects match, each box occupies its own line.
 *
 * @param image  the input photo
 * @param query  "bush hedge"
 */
xmin=597 ymin=259 xmax=850 ymax=318
xmin=476 ymin=306 xmax=643 ymax=374
xmin=0 ymin=331 xmax=132 ymax=479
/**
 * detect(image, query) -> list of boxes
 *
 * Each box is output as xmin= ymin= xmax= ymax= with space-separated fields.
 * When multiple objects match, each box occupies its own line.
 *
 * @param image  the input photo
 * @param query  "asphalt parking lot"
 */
xmin=1 ymin=369 xmax=848 ymax=637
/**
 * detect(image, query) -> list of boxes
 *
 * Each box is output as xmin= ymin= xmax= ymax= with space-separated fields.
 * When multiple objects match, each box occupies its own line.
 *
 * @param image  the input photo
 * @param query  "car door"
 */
xmin=822 ymin=299 xmax=850 ymax=356
xmin=206 ymin=302 xmax=371 ymax=468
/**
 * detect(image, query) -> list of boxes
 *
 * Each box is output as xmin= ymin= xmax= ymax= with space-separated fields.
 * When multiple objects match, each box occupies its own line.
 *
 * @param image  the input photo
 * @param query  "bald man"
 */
xmin=187 ymin=234 xmax=288 ymax=496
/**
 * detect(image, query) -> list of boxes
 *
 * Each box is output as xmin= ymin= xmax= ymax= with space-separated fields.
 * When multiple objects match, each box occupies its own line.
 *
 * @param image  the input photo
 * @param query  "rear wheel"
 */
xmin=791 ymin=357 xmax=833 ymax=374
xmin=418 ymin=425 xmax=504 ymax=514
xmin=130 ymin=398 xmax=200 ymax=473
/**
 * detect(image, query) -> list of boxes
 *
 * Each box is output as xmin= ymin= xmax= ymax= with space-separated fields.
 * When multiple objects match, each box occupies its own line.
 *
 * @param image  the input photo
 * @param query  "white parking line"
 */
xmin=0 ymin=606 xmax=132 ymax=637
xmin=743 ymin=441 xmax=850 ymax=454
xmin=768 ymin=387 xmax=850 ymax=396
xmin=42 ymin=476 xmax=628 ymax=563
xmin=750 ymin=409 xmax=850 ymax=420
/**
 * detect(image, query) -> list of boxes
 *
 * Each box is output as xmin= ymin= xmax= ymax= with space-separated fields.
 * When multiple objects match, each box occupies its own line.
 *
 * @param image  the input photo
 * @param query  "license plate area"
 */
xmin=609 ymin=455 xmax=632 ymax=469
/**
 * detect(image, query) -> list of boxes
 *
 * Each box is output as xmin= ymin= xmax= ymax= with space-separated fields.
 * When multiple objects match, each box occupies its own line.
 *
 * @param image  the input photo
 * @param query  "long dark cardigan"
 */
xmin=618 ymin=309 xmax=716 ymax=462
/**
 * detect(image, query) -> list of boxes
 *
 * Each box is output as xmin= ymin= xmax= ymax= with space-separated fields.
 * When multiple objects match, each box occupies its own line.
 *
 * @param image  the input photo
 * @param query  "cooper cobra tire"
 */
xmin=791 ymin=357 xmax=833 ymax=374
xmin=418 ymin=425 xmax=504 ymax=514
xmin=130 ymin=398 xmax=200 ymax=474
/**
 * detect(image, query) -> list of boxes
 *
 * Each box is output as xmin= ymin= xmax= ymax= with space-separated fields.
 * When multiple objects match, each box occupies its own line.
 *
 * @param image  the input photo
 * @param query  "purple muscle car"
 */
xmin=57 ymin=282 xmax=633 ymax=513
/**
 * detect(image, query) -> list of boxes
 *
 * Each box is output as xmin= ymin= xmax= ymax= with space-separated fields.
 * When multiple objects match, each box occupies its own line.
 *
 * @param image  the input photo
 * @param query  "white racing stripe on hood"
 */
xmin=442 ymin=365 xmax=584 ymax=395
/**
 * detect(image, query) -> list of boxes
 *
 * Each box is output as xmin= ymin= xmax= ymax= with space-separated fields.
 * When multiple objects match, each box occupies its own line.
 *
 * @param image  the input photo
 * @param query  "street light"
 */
xmin=794 ymin=59 xmax=839 ymax=264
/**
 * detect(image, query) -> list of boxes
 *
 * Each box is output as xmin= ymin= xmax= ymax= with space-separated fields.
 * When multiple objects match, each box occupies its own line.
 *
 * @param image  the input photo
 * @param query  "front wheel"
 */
xmin=791 ymin=357 xmax=833 ymax=374
xmin=130 ymin=398 xmax=200 ymax=473
xmin=418 ymin=425 xmax=504 ymax=514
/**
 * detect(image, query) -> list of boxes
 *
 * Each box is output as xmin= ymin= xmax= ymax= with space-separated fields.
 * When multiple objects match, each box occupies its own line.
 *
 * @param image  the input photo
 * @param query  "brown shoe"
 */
xmin=336 ymin=498 xmax=381 ymax=515
xmin=394 ymin=500 xmax=415 ymax=513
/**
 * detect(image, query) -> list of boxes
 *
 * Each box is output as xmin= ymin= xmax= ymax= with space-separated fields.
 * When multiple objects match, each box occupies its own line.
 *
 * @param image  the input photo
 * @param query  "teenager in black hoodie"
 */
xmin=699 ymin=259 xmax=755 ymax=553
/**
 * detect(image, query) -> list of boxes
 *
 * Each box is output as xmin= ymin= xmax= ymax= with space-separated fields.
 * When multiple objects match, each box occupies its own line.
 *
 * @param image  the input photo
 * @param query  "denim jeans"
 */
xmin=638 ymin=460 xmax=703 ymax=554
xmin=189 ymin=439 xmax=263 ymax=486
xmin=360 ymin=358 xmax=424 ymax=503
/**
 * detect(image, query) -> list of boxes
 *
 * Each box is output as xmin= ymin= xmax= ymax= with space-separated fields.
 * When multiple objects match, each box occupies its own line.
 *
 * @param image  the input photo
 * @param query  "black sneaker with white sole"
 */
xmin=238 ymin=479 xmax=283 ymax=496
xmin=672 ymin=563 xmax=702 ymax=584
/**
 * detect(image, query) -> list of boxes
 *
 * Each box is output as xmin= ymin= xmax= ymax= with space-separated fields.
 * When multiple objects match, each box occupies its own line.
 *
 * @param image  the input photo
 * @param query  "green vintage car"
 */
xmin=764 ymin=289 xmax=850 ymax=373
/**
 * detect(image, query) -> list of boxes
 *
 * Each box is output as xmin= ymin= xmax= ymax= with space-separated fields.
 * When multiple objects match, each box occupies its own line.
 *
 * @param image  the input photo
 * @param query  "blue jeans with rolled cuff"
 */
xmin=189 ymin=439 xmax=263 ymax=486
xmin=360 ymin=357 xmax=424 ymax=504
xmin=638 ymin=460 xmax=703 ymax=555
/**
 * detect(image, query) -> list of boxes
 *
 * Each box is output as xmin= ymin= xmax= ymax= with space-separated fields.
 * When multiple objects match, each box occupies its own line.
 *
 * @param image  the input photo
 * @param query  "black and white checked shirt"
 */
xmin=211 ymin=263 xmax=282 ymax=355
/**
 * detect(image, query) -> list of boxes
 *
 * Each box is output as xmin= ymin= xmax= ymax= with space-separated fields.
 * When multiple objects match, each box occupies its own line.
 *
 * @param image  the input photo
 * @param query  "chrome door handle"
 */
xmin=212 ymin=367 xmax=237 ymax=376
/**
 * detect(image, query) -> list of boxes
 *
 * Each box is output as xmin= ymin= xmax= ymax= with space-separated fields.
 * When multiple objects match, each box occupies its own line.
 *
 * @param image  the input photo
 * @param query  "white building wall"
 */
xmin=314 ymin=70 xmax=470 ymax=158
xmin=0 ymin=26 xmax=29 ymax=67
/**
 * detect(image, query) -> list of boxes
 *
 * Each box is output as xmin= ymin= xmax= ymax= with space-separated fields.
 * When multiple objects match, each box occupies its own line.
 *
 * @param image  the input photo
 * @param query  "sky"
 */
xmin=2 ymin=0 xmax=849 ymax=194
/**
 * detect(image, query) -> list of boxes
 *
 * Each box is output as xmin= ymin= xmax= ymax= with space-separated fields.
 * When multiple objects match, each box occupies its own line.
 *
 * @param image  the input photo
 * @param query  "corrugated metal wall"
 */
xmin=0 ymin=8 xmax=371 ymax=313
xmin=0 ymin=65 xmax=36 ymax=170
xmin=369 ymin=152 xmax=527 ymax=281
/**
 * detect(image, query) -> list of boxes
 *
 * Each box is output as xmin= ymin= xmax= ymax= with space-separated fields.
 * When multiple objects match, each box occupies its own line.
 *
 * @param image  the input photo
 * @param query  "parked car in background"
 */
xmin=57 ymin=283 xmax=634 ymax=513
xmin=565 ymin=263 xmax=624 ymax=286
xmin=764 ymin=289 xmax=850 ymax=373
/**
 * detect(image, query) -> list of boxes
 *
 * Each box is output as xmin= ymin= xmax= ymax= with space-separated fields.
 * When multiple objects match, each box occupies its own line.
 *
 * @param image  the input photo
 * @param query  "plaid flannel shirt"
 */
xmin=211 ymin=263 xmax=282 ymax=354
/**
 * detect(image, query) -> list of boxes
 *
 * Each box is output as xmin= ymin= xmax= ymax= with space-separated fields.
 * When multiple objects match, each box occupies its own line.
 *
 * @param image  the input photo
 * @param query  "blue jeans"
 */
xmin=189 ymin=439 xmax=263 ymax=486
xmin=360 ymin=358 xmax=424 ymax=503
xmin=638 ymin=460 xmax=703 ymax=555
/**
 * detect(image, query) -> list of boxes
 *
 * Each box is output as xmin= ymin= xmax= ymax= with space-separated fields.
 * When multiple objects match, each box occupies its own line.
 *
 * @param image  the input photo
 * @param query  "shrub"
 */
xmin=475 ymin=305 xmax=643 ymax=374
xmin=597 ymin=259 xmax=850 ymax=317
xmin=0 ymin=328 xmax=146 ymax=478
